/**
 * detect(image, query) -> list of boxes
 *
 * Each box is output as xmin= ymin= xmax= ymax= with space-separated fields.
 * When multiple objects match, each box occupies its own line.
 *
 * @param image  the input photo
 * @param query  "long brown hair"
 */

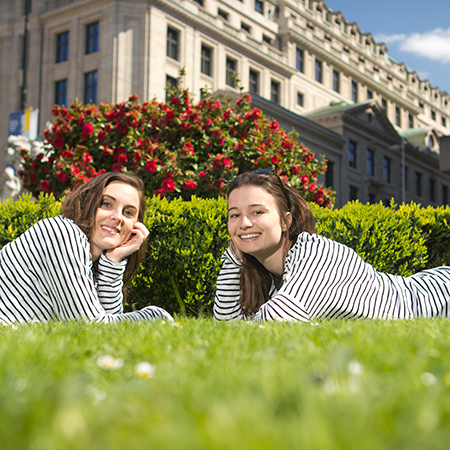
xmin=61 ymin=172 xmax=147 ymax=293
xmin=228 ymin=171 xmax=316 ymax=316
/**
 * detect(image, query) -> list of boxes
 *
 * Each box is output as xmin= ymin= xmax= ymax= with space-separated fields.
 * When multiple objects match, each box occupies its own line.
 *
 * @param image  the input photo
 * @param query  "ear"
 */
xmin=282 ymin=212 xmax=292 ymax=232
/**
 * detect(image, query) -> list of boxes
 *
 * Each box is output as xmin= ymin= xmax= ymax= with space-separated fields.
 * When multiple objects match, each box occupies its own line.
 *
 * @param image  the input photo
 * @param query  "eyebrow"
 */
xmin=102 ymin=195 xmax=138 ymax=211
xmin=228 ymin=203 xmax=267 ymax=212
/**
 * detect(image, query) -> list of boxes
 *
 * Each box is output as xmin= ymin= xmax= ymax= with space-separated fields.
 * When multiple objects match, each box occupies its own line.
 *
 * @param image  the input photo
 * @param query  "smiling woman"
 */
xmin=0 ymin=172 xmax=172 ymax=325
xmin=214 ymin=170 xmax=450 ymax=322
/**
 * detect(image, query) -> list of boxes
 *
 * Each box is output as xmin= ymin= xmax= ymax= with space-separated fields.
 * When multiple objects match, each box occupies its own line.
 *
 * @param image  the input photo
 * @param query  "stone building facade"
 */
xmin=1 ymin=0 xmax=449 ymax=206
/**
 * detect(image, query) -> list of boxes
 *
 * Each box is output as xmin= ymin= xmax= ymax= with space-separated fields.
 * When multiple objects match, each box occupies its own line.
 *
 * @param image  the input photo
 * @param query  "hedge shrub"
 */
xmin=1 ymin=195 xmax=450 ymax=316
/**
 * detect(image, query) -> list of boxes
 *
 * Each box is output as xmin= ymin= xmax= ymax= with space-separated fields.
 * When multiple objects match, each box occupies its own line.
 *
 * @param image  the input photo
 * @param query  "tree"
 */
xmin=19 ymin=83 xmax=333 ymax=207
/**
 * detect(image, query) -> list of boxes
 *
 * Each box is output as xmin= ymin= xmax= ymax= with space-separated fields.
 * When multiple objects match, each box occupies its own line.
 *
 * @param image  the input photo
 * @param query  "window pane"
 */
xmin=271 ymin=80 xmax=280 ymax=104
xmin=348 ymin=140 xmax=357 ymax=168
xmin=56 ymin=31 xmax=69 ymax=63
xmin=226 ymin=58 xmax=236 ymax=86
xmin=85 ymin=22 xmax=99 ymax=54
xmin=201 ymin=45 xmax=212 ymax=76
xmin=84 ymin=70 xmax=97 ymax=104
xmin=55 ymin=79 xmax=67 ymax=106
xmin=315 ymin=59 xmax=322 ymax=83
xmin=167 ymin=27 xmax=179 ymax=60
xmin=249 ymin=69 xmax=259 ymax=94
xmin=296 ymin=48 xmax=303 ymax=72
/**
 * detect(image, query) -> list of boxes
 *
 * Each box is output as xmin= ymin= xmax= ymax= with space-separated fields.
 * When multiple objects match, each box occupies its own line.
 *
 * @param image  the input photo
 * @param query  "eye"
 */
xmin=101 ymin=200 xmax=111 ymax=208
xmin=228 ymin=212 xmax=240 ymax=219
xmin=124 ymin=209 xmax=136 ymax=217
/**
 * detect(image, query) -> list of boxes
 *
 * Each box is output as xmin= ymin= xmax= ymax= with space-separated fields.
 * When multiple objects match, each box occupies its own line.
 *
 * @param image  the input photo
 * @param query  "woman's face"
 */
xmin=228 ymin=185 xmax=289 ymax=268
xmin=89 ymin=181 xmax=140 ymax=261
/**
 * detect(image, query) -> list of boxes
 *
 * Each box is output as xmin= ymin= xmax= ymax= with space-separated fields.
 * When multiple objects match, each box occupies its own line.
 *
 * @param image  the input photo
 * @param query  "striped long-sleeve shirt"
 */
xmin=213 ymin=231 xmax=450 ymax=322
xmin=0 ymin=215 xmax=172 ymax=325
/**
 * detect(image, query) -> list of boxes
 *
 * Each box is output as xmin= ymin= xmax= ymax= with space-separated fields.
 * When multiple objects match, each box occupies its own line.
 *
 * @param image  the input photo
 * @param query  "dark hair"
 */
xmin=228 ymin=171 xmax=316 ymax=316
xmin=62 ymin=172 xmax=147 ymax=293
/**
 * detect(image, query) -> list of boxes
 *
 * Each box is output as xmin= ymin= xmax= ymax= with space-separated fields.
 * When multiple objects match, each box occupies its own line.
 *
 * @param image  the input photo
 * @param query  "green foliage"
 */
xmin=0 ymin=193 xmax=61 ymax=249
xmin=2 ymin=319 xmax=450 ymax=449
xmin=2 ymin=195 xmax=450 ymax=316
xmin=128 ymin=196 xmax=230 ymax=316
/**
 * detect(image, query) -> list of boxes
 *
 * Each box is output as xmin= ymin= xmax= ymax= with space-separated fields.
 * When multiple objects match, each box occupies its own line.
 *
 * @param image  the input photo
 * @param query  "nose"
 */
xmin=110 ymin=208 xmax=124 ymax=223
xmin=239 ymin=214 xmax=253 ymax=229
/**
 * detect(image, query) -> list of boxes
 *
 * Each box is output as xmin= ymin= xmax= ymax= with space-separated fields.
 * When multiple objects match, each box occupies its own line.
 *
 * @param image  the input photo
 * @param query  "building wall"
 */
xmin=1 ymin=0 xmax=450 ymax=207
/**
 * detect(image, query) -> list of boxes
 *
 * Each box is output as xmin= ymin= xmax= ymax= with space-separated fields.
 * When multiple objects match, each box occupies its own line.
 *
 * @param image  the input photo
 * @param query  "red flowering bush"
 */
xmin=19 ymin=84 xmax=333 ymax=207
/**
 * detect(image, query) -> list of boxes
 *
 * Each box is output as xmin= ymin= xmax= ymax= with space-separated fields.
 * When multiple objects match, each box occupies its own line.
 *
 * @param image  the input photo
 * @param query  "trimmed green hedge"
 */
xmin=1 ymin=194 xmax=450 ymax=316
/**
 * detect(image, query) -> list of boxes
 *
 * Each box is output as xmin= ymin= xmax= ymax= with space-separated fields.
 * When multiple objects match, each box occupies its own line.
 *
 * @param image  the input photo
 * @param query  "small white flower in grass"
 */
xmin=348 ymin=360 xmax=363 ymax=376
xmin=420 ymin=372 xmax=437 ymax=386
xmin=135 ymin=362 xmax=156 ymax=379
xmin=258 ymin=324 xmax=266 ymax=329
xmin=96 ymin=355 xmax=124 ymax=370
xmin=171 ymin=321 xmax=182 ymax=328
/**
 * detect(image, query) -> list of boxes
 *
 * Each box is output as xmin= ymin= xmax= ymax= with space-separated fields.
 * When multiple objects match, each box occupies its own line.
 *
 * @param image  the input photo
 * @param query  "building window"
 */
xmin=271 ymin=80 xmax=280 ymax=104
xmin=249 ymin=69 xmax=259 ymax=94
xmin=218 ymin=9 xmax=229 ymax=20
xmin=428 ymin=135 xmax=435 ymax=150
xmin=241 ymin=22 xmax=251 ymax=33
xmin=332 ymin=70 xmax=340 ymax=93
xmin=367 ymin=89 xmax=373 ymax=100
xmin=296 ymin=48 xmax=303 ymax=72
xmin=255 ymin=0 xmax=264 ymax=14
xmin=381 ymin=98 xmax=387 ymax=110
xmin=409 ymin=113 xmax=414 ymax=128
xmin=262 ymin=35 xmax=272 ymax=45
xmin=430 ymin=179 xmax=436 ymax=203
xmin=368 ymin=193 xmax=376 ymax=204
xmin=297 ymin=92 xmax=304 ymax=107
xmin=415 ymin=171 xmax=422 ymax=197
xmin=226 ymin=57 xmax=237 ymax=86
xmin=56 ymin=31 xmax=69 ymax=63
xmin=351 ymin=81 xmax=358 ymax=102
xmin=443 ymin=185 xmax=448 ymax=204
xmin=165 ymin=75 xmax=178 ymax=100
xmin=167 ymin=27 xmax=179 ymax=61
xmin=443 ymin=116 xmax=447 ymax=127
xmin=85 ymin=21 xmax=99 ymax=54
xmin=54 ymin=79 xmax=67 ymax=106
xmin=395 ymin=106 xmax=401 ymax=126
xmin=84 ymin=70 xmax=97 ymax=104
xmin=431 ymin=110 xmax=436 ymax=121
xmin=349 ymin=185 xmax=358 ymax=201
xmin=367 ymin=149 xmax=374 ymax=176
xmin=201 ymin=45 xmax=212 ymax=76
xmin=383 ymin=157 xmax=391 ymax=183
xmin=348 ymin=140 xmax=357 ymax=168
xmin=315 ymin=59 xmax=322 ymax=83
xmin=325 ymin=161 xmax=333 ymax=188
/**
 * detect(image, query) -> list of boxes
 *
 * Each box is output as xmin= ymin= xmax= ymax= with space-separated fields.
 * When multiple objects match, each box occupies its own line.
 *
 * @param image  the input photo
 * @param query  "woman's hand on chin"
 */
xmin=106 ymin=221 xmax=149 ymax=263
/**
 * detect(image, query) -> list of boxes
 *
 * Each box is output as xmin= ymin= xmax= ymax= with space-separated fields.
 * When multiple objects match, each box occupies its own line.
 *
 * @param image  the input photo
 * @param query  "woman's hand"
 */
xmin=105 ymin=221 xmax=149 ymax=263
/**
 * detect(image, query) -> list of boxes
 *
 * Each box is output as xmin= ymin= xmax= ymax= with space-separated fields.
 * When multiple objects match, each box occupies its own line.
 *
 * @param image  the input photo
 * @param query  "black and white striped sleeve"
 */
xmin=213 ymin=248 xmax=244 ymax=321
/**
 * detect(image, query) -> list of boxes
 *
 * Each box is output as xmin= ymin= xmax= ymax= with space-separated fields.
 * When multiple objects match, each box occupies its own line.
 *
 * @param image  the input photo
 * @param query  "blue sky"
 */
xmin=325 ymin=0 xmax=450 ymax=94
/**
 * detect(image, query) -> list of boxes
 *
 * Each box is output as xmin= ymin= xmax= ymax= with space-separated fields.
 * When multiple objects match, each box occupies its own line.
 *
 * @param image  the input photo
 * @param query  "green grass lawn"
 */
xmin=1 ymin=318 xmax=450 ymax=450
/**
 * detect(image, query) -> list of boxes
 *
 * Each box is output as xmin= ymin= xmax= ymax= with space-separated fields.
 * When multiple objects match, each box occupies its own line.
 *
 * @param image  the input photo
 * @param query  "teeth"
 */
xmin=102 ymin=226 xmax=118 ymax=233
xmin=240 ymin=233 xmax=260 ymax=240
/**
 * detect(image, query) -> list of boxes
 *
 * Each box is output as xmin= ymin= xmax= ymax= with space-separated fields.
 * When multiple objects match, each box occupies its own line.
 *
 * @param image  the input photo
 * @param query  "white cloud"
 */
xmin=377 ymin=27 xmax=450 ymax=63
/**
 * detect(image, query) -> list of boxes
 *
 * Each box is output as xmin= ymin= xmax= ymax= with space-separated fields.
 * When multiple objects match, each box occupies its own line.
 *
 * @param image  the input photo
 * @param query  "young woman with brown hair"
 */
xmin=0 ymin=172 xmax=172 ymax=324
xmin=214 ymin=169 xmax=450 ymax=322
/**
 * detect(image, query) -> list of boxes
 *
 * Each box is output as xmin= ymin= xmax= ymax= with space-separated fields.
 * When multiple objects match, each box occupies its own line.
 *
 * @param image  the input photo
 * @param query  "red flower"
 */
xmin=53 ymin=138 xmax=64 ymax=149
xmin=40 ymin=180 xmax=50 ymax=191
xmin=145 ymin=160 xmax=157 ymax=173
xmin=98 ymin=129 xmax=105 ymax=141
xmin=117 ymin=154 xmax=128 ymax=164
xmin=134 ymin=152 xmax=142 ymax=162
xmin=83 ymin=123 xmax=94 ymax=135
xmin=51 ymin=107 xmax=58 ymax=117
xmin=82 ymin=153 xmax=93 ymax=164
xmin=155 ymin=189 xmax=164 ymax=198
xmin=112 ymin=163 xmax=122 ymax=171
xmin=31 ymin=161 xmax=38 ymax=170
xmin=269 ymin=121 xmax=279 ymax=131
xmin=30 ymin=175 xmax=38 ymax=183
xmin=182 ymin=180 xmax=198 ymax=190
xmin=61 ymin=108 xmax=68 ymax=117
xmin=309 ymin=182 xmax=317 ymax=192
xmin=300 ymin=174 xmax=309 ymax=185
xmin=199 ymin=171 xmax=207 ymax=179
xmin=291 ymin=165 xmax=301 ymax=174
xmin=271 ymin=156 xmax=280 ymax=164
xmin=162 ymin=178 xmax=175 ymax=193
xmin=57 ymin=171 xmax=69 ymax=182
xmin=183 ymin=142 xmax=194 ymax=155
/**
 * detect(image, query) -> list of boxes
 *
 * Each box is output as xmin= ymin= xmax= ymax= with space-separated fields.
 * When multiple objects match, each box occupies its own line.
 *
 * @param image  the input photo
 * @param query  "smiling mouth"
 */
xmin=240 ymin=233 xmax=261 ymax=240
xmin=101 ymin=225 xmax=119 ymax=234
